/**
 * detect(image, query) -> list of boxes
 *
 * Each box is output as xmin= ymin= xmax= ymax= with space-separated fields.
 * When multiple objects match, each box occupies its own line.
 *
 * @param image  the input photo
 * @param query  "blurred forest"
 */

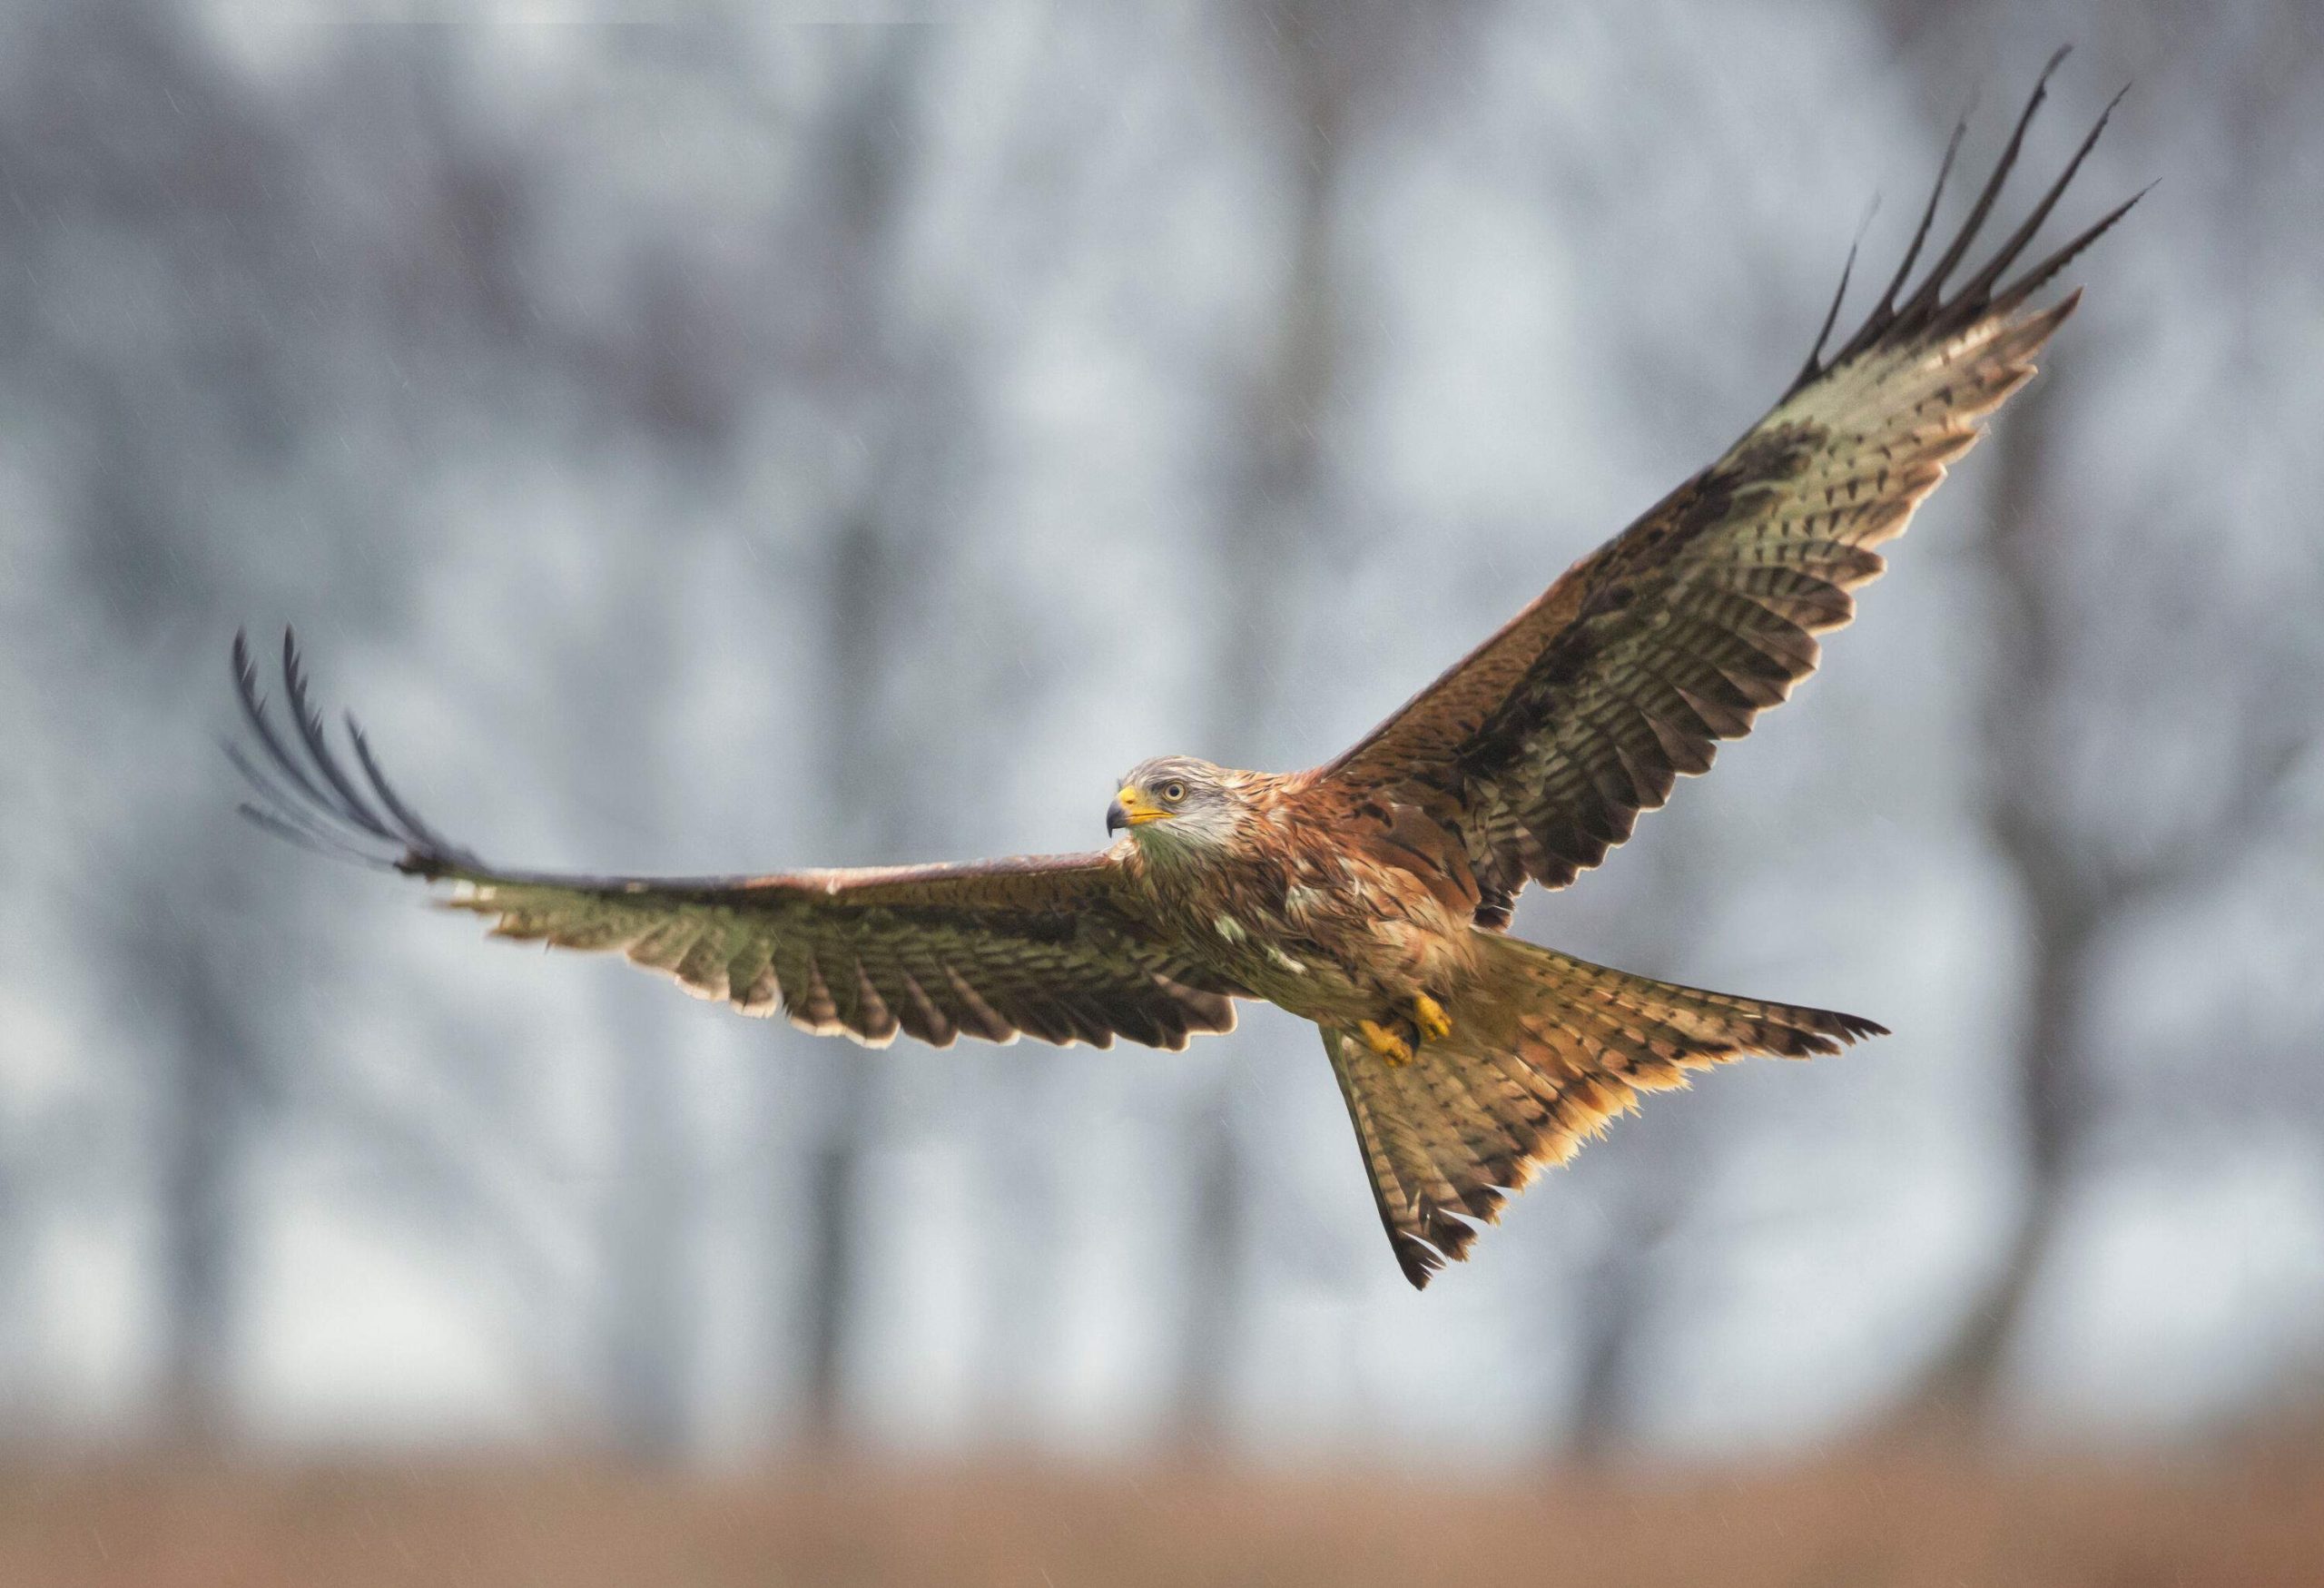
xmin=2 ymin=0 xmax=2321 ymax=1580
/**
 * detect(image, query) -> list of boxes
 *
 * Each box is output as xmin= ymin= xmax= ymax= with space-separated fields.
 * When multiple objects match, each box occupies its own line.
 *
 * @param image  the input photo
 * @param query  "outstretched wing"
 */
xmin=228 ymin=632 xmax=1243 ymax=1050
xmin=1313 ymin=53 xmax=2137 ymax=925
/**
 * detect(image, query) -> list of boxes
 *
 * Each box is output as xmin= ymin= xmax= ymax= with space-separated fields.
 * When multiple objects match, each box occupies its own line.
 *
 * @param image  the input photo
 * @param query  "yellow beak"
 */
xmin=1108 ymin=786 xmax=1170 ymax=832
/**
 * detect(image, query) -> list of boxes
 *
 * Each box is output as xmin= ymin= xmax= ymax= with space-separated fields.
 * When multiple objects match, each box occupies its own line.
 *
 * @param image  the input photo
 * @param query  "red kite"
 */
xmin=232 ymin=57 xmax=2132 ymax=1287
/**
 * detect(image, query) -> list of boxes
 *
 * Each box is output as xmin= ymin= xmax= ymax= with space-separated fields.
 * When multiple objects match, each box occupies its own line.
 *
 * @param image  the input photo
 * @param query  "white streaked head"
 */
xmin=1107 ymin=755 xmax=1242 ymax=854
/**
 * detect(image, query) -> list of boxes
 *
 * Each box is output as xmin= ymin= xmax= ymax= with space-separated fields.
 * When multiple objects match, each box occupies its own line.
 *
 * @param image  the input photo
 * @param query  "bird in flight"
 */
xmin=231 ymin=56 xmax=2132 ymax=1288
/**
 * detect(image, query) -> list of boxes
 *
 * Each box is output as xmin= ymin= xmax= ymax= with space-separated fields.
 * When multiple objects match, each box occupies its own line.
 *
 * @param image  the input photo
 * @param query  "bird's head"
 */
xmin=1108 ymin=756 xmax=1243 ymax=855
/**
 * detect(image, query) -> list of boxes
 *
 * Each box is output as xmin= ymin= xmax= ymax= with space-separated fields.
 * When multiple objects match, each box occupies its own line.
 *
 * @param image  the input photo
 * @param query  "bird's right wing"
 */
xmin=228 ymin=632 xmax=1244 ymax=1050
xmin=1309 ymin=53 xmax=2135 ymax=925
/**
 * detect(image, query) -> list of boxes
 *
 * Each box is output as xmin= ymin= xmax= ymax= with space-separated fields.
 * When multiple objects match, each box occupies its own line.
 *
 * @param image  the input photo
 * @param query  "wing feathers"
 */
xmin=1315 ymin=59 xmax=2132 ymax=911
xmin=228 ymin=631 xmax=1244 ymax=1052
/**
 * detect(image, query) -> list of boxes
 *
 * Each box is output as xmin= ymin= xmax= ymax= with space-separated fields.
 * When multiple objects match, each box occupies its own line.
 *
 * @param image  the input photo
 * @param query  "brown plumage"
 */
xmin=229 ymin=54 xmax=2132 ymax=1289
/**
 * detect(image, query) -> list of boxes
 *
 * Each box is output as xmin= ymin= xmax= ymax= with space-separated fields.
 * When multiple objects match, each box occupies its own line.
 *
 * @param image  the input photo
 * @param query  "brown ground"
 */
xmin=2 ymin=1440 xmax=2319 ymax=1588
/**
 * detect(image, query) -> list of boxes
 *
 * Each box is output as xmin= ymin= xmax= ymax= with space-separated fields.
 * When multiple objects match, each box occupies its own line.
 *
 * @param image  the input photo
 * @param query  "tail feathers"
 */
xmin=1324 ymin=937 xmax=1884 ymax=1289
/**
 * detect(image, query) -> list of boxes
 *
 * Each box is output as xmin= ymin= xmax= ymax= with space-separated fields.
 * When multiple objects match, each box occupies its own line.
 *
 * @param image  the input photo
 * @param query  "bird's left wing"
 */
xmin=228 ymin=632 xmax=1242 ymax=1050
xmin=1310 ymin=55 xmax=2136 ymax=925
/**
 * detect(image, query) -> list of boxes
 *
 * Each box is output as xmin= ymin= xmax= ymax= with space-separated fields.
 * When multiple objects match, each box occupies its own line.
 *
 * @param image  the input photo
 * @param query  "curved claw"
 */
xmin=1357 ymin=1019 xmax=1413 ymax=1068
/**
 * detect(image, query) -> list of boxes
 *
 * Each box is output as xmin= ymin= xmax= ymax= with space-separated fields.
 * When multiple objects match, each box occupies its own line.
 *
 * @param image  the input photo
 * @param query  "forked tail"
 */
xmin=1322 ymin=933 xmax=1885 ymax=1288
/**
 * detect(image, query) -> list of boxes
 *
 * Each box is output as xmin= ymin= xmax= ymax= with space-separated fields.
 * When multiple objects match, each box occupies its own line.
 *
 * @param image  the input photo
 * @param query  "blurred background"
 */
xmin=3 ymin=0 xmax=2321 ymax=1583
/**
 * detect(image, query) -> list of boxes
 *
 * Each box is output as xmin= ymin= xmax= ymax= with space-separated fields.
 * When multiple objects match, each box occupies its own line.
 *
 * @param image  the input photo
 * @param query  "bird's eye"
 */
xmin=1163 ymin=783 xmax=1185 ymax=803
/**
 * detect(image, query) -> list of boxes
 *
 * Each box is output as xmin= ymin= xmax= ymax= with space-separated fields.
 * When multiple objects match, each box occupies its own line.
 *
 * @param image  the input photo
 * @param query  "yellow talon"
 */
xmin=1412 ymin=993 xmax=1453 ymax=1043
xmin=1357 ymin=1019 xmax=1413 ymax=1067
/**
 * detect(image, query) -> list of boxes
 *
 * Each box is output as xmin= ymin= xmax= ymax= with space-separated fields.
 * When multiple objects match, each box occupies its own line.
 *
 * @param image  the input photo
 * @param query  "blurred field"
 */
xmin=5 ymin=1441 xmax=2319 ymax=1588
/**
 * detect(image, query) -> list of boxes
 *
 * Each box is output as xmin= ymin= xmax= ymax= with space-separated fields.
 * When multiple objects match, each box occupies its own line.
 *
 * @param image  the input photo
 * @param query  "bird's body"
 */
xmin=229 ymin=54 xmax=2133 ymax=1287
xmin=1115 ymin=764 xmax=1482 ymax=1033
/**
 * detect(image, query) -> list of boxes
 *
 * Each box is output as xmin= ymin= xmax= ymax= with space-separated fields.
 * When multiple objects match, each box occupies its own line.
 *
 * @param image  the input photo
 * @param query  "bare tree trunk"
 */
xmin=1902 ymin=905 xmax=2093 ymax=1425
xmin=1562 ymin=1188 xmax=1683 ymax=1463
xmin=600 ymin=996 xmax=692 ymax=1459
xmin=1895 ymin=376 xmax=2092 ymax=1428
xmin=1555 ymin=813 xmax=1718 ymax=1462
xmin=791 ymin=460 xmax=954 ymax=1449
xmin=153 ymin=949 xmax=250 ymax=1446
xmin=773 ymin=36 xmax=931 ymax=1449
xmin=797 ymin=508 xmax=893 ymax=1449
xmin=800 ymin=1053 xmax=874 ymax=1445
xmin=1173 ymin=1095 xmax=1249 ymax=1445
xmin=1173 ymin=0 xmax=1351 ymax=1445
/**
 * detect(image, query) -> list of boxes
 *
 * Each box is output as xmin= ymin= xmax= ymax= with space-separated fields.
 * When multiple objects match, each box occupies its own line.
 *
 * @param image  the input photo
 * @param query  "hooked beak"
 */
xmin=1108 ymin=785 xmax=1167 ymax=833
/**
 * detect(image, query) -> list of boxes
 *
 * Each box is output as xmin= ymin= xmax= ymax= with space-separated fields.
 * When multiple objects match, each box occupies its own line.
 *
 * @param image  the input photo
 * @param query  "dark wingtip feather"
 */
xmin=235 ymin=800 xmax=398 ymax=870
xmin=1888 ymin=46 xmax=2063 ymax=322
xmin=280 ymin=629 xmax=400 ymax=845
xmin=1790 ymin=50 xmax=2132 ymax=400
xmin=1833 ymin=1011 xmax=1892 ymax=1043
xmin=231 ymin=627 xmax=335 ymax=817
xmin=1794 ymin=234 xmax=1862 ymax=391
xmin=1985 ymin=182 xmax=2145 ymax=320
xmin=1948 ymin=78 xmax=2129 ymax=312
xmin=1870 ymin=114 xmax=1967 ymax=325
xmin=224 ymin=626 xmax=477 ymax=877
xmin=347 ymin=715 xmax=481 ymax=873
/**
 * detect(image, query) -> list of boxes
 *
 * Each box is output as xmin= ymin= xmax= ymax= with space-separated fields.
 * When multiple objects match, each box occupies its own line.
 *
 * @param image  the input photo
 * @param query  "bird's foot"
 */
xmin=1411 ymin=993 xmax=1453 ymax=1043
xmin=1356 ymin=1019 xmax=1413 ymax=1068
